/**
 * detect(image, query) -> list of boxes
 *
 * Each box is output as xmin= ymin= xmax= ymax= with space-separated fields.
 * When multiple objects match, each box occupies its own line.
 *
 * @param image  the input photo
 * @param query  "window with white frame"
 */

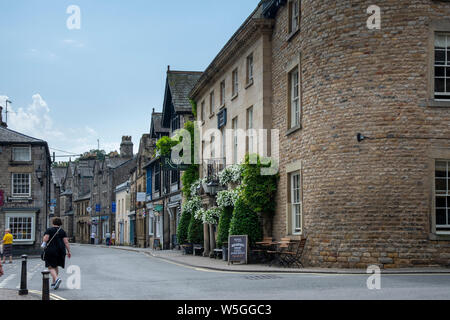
xmin=221 ymin=128 xmax=226 ymax=164
xmin=149 ymin=215 xmax=154 ymax=236
xmin=12 ymin=146 xmax=31 ymax=162
xmin=232 ymin=68 xmax=239 ymax=97
xmin=6 ymin=213 xmax=35 ymax=242
xmin=156 ymin=216 xmax=161 ymax=238
xmin=290 ymin=68 xmax=300 ymax=128
xmin=201 ymin=101 xmax=205 ymax=121
xmin=232 ymin=117 xmax=238 ymax=164
xmin=291 ymin=172 xmax=302 ymax=234
xmin=289 ymin=0 xmax=300 ymax=34
xmin=12 ymin=173 xmax=31 ymax=197
xmin=435 ymin=33 xmax=450 ymax=100
xmin=209 ymin=91 xmax=215 ymax=115
xmin=435 ymin=160 xmax=450 ymax=233
xmin=220 ymin=81 xmax=226 ymax=106
xmin=247 ymin=107 xmax=254 ymax=154
xmin=246 ymin=54 xmax=254 ymax=84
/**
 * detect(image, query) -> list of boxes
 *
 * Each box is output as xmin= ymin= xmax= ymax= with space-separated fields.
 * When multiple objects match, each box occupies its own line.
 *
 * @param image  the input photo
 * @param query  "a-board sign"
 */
xmin=228 ymin=235 xmax=248 ymax=265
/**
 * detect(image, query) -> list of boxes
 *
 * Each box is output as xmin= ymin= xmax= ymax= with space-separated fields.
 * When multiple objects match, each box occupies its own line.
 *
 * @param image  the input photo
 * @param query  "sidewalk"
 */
xmin=83 ymin=244 xmax=450 ymax=274
xmin=0 ymin=289 xmax=40 ymax=300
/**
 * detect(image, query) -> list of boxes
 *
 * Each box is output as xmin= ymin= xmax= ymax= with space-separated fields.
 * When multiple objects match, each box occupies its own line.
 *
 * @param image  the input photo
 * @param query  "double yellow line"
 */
xmin=28 ymin=289 xmax=67 ymax=301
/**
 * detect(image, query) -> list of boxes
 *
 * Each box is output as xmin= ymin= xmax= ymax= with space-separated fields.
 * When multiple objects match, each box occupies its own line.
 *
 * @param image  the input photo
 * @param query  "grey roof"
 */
xmin=105 ymin=157 xmax=133 ymax=169
xmin=51 ymin=167 xmax=67 ymax=187
xmin=77 ymin=166 xmax=94 ymax=178
xmin=0 ymin=126 xmax=46 ymax=144
xmin=61 ymin=189 xmax=73 ymax=196
xmin=75 ymin=193 xmax=91 ymax=201
xmin=150 ymin=112 xmax=169 ymax=137
xmin=166 ymin=71 xmax=202 ymax=113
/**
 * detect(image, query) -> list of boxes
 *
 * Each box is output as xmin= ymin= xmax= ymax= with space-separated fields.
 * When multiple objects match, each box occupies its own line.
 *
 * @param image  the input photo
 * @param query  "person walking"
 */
xmin=111 ymin=231 xmax=116 ymax=246
xmin=42 ymin=217 xmax=71 ymax=290
xmin=105 ymin=232 xmax=111 ymax=246
xmin=91 ymin=232 xmax=96 ymax=245
xmin=1 ymin=229 xmax=13 ymax=264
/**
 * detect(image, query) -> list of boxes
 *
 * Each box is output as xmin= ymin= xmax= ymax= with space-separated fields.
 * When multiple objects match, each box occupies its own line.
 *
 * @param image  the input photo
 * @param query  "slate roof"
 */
xmin=0 ymin=126 xmax=46 ymax=144
xmin=105 ymin=157 xmax=133 ymax=169
xmin=51 ymin=167 xmax=67 ymax=187
xmin=150 ymin=112 xmax=169 ymax=138
xmin=166 ymin=71 xmax=203 ymax=113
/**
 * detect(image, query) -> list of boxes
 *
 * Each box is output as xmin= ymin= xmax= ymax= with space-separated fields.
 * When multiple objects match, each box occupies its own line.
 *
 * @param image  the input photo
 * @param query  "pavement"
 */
xmin=88 ymin=244 xmax=450 ymax=275
xmin=0 ymin=288 xmax=41 ymax=300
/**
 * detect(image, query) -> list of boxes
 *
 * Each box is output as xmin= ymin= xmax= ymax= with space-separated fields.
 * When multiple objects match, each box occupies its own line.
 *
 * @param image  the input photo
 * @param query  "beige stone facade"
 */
xmin=115 ymin=182 xmax=130 ymax=246
xmin=269 ymin=0 xmax=450 ymax=268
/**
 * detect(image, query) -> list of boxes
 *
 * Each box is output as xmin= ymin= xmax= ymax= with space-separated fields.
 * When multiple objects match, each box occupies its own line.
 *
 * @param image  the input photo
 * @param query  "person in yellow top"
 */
xmin=1 ymin=229 xmax=13 ymax=264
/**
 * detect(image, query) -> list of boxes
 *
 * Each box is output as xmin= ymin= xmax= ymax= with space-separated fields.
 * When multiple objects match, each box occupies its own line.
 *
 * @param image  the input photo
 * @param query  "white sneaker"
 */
xmin=53 ymin=278 xmax=62 ymax=290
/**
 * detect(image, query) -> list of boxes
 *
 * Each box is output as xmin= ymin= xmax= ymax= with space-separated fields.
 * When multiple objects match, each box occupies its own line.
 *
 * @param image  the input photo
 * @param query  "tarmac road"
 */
xmin=1 ymin=244 xmax=450 ymax=300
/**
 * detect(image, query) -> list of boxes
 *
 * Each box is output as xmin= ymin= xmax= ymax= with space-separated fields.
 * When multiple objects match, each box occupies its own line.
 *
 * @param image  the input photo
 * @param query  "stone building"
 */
xmin=265 ymin=0 xmax=450 ymax=268
xmin=144 ymin=111 xmax=170 ymax=249
xmin=59 ymin=162 xmax=76 ymax=239
xmin=189 ymin=2 xmax=275 ymax=255
xmin=158 ymin=68 xmax=202 ymax=249
xmin=73 ymin=160 xmax=95 ymax=243
xmin=50 ymin=166 xmax=67 ymax=218
xmin=129 ymin=133 xmax=154 ymax=248
xmin=90 ymin=137 xmax=135 ymax=244
xmin=0 ymin=107 xmax=52 ymax=255
xmin=115 ymin=181 xmax=130 ymax=246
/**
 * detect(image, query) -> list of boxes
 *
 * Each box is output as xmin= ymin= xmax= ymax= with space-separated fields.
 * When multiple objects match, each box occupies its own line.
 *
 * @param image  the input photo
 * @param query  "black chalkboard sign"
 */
xmin=228 ymin=235 xmax=248 ymax=265
xmin=153 ymin=239 xmax=160 ymax=249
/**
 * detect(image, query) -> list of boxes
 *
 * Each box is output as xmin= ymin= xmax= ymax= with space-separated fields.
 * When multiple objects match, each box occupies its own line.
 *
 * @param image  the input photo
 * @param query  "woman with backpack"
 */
xmin=42 ymin=217 xmax=71 ymax=290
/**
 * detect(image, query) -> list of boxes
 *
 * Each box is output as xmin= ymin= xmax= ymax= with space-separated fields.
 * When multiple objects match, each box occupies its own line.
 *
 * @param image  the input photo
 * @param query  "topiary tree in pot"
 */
xmin=187 ymin=212 xmax=204 ymax=250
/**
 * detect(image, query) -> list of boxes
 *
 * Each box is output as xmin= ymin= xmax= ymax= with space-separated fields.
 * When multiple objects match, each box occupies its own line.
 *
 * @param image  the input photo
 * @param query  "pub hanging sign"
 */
xmin=161 ymin=156 xmax=191 ymax=171
xmin=0 ymin=190 xmax=4 ymax=207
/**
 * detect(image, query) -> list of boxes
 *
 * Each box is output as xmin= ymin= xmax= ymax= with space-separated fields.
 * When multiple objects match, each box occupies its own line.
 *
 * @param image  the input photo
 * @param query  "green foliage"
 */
xmin=155 ymin=136 xmax=180 ymax=158
xmin=229 ymin=197 xmax=262 ymax=245
xmin=182 ymin=165 xmax=199 ymax=199
xmin=177 ymin=209 xmax=192 ymax=245
xmin=77 ymin=149 xmax=106 ymax=161
xmin=181 ymin=121 xmax=199 ymax=198
xmin=216 ymin=206 xmax=233 ymax=248
xmin=187 ymin=213 xmax=204 ymax=244
xmin=190 ymin=99 xmax=197 ymax=118
xmin=241 ymin=154 xmax=279 ymax=214
xmin=51 ymin=162 xmax=69 ymax=168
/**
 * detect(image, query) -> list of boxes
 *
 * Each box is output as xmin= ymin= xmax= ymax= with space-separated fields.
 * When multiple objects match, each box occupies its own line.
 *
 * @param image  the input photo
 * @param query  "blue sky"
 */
xmin=0 ymin=0 xmax=259 ymax=160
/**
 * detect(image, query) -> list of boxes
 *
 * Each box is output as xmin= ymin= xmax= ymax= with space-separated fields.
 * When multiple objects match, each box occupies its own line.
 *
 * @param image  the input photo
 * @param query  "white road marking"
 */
xmin=0 ymin=274 xmax=16 ymax=288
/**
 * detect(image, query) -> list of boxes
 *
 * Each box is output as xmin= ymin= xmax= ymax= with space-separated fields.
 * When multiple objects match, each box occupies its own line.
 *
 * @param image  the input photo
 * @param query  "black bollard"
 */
xmin=18 ymin=255 xmax=28 ymax=295
xmin=41 ymin=270 xmax=50 ymax=301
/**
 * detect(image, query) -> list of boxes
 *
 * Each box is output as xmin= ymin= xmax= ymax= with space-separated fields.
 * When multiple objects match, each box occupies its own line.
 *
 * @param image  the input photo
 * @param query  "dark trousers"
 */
xmin=91 ymin=238 xmax=95 ymax=244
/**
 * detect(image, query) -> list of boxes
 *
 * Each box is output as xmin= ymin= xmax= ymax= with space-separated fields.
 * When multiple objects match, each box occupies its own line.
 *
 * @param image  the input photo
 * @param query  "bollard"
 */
xmin=41 ymin=270 xmax=50 ymax=301
xmin=18 ymin=255 xmax=28 ymax=295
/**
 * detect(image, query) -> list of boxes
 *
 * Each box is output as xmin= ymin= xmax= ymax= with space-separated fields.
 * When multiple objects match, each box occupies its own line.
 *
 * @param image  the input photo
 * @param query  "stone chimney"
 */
xmin=0 ymin=107 xmax=7 ymax=128
xmin=120 ymin=136 xmax=133 ymax=158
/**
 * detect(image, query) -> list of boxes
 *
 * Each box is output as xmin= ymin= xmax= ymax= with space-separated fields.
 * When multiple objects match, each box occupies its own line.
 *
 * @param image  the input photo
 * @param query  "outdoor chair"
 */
xmin=279 ymin=238 xmax=307 ymax=268
xmin=267 ymin=238 xmax=291 ymax=267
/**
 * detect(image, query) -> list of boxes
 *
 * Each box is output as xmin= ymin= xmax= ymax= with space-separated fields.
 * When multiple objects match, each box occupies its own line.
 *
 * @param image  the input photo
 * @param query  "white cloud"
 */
xmin=3 ymin=94 xmax=119 ymax=161
xmin=63 ymin=39 xmax=85 ymax=48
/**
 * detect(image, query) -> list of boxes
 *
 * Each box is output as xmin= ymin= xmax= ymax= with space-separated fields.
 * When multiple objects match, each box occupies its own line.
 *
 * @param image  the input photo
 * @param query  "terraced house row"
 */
xmin=17 ymin=0 xmax=448 ymax=268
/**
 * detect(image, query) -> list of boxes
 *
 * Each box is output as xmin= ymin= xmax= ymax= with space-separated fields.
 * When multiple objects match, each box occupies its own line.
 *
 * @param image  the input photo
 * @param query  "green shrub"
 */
xmin=241 ymin=154 xmax=279 ymax=214
xmin=187 ymin=214 xmax=204 ymax=244
xmin=216 ymin=206 xmax=233 ymax=248
xmin=177 ymin=209 xmax=192 ymax=245
xmin=229 ymin=197 xmax=262 ymax=245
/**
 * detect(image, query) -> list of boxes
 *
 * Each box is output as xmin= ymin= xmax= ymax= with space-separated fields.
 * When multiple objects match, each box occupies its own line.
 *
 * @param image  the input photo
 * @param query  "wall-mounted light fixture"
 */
xmin=35 ymin=166 xmax=45 ymax=186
